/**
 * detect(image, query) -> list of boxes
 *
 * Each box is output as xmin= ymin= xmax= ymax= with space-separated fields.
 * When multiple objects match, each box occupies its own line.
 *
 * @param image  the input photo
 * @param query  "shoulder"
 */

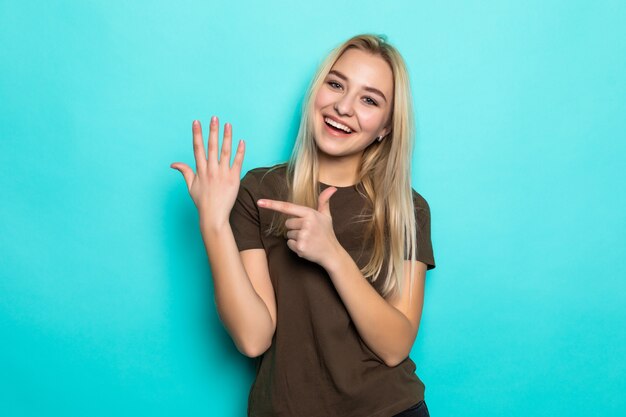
xmin=243 ymin=162 xmax=287 ymax=183
xmin=411 ymin=188 xmax=431 ymax=212
xmin=410 ymin=188 xmax=432 ymax=229
xmin=240 ymin=162 xmax=289 ymax=197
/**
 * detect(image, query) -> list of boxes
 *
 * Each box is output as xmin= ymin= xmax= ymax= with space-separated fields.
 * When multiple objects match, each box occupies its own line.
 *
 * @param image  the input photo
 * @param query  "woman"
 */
xmin=171 ymin=34 xmax=436 ymax=417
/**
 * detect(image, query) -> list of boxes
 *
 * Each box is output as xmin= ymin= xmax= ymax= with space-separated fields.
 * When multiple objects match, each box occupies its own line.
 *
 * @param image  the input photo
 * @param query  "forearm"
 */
xmin=325 ymin=247 xmax=414 ymax=367
xmin=199 ymin=218 xmax=273 ymax=357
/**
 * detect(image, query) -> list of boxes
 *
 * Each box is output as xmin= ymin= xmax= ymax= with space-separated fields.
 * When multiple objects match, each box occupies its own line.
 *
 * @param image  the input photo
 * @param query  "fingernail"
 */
xmin=211 ymin=116 xmax=217 ymax=124
xmin=257 ymin=200 xmax=266 ymax=206
xmin=192 ymin=120 xmax=198 ymax=126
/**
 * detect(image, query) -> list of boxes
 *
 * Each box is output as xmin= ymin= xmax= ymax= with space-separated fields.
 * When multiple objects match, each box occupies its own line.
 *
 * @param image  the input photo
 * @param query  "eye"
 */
xmin=363 ymin=97 xmax=378 ymax=106
xmin=327 ymin=81 xmax=342 ymax=90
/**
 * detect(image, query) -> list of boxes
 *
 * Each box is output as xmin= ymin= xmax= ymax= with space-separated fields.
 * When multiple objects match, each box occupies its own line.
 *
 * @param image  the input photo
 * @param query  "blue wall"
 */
xmin=1 ymin=1 xmax=624 ymax=416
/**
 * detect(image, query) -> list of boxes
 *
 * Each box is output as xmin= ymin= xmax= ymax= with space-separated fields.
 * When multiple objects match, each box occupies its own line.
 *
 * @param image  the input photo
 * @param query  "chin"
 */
xmin=315 ymin=138 xmax=359 ymax=160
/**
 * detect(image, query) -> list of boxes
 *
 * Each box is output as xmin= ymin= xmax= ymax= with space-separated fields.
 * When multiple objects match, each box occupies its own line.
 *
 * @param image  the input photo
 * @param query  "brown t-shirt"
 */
xmin=229 ymin=163 xmax=436 ymax=417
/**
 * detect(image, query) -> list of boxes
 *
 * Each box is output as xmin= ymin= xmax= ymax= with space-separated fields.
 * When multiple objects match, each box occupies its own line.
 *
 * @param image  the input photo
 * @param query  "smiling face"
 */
xmin=312 ymin=48 xmax=394 ymax=164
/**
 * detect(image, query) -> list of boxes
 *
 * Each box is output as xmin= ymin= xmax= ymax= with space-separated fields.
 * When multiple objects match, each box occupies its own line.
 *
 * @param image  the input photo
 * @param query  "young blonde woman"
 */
xmin=171 ymin=34 xmax=436 ymax=417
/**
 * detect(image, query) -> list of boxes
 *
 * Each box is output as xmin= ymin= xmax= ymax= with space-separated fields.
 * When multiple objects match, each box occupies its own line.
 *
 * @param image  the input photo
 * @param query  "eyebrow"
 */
xmin=328 ymin=69 xmax=388 ymax=103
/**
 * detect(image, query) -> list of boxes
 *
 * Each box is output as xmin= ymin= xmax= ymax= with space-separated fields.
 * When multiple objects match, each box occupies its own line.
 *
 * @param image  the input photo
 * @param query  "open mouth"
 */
xmin=323 ymin=117 xmax=353 ymax=135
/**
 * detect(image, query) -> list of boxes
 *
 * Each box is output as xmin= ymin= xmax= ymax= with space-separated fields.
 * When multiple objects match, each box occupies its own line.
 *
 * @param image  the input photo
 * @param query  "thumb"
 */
xmin=170 ymin=162 xmax=195 ymax=191
xmin=317 ymin=186 xmax=337 ymax=215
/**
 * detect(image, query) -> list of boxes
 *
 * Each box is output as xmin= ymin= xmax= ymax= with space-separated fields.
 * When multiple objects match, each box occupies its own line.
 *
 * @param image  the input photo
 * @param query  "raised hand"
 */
xmin=170 ymin=117 xmax=245 ymax=229
xmin=257 ymin=186 xmax=341 ymax=269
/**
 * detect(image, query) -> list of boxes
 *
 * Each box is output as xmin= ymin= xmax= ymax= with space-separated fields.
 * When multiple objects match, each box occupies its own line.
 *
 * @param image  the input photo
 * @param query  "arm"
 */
xmin=325 ymin=248 xmax=427 ymax=367
xmin=256 ymin=191 xmax=427 ymax=367
xmin=171 ymin=117 xmax=276 ymax=358
xmin=200 ymin=221 xmax=276 ymax=358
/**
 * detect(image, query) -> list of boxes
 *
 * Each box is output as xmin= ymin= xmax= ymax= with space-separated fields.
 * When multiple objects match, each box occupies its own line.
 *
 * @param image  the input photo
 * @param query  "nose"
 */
xmin=333 ymin=92 xmax=355 ymax=117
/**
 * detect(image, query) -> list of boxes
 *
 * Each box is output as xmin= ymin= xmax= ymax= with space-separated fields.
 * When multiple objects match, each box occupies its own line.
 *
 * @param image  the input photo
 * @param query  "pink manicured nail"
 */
xmin=211 ymin=116 xmax=217 ymax=124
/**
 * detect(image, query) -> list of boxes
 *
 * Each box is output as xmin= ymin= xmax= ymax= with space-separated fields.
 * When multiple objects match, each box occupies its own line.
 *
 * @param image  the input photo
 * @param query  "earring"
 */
xmin=376 ymin=135 xmax=383 ymax=142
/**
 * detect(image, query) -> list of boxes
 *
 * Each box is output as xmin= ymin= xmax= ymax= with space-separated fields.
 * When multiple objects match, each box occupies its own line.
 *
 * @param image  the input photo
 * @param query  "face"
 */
xmin=312 ymin=48 xmax=394 ymax=160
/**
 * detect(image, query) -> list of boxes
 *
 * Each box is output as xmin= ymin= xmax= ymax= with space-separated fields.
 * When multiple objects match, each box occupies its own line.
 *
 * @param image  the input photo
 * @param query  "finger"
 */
xmin=317 ymin=186 xmax=337 ymax=215
xmin=286 ymin=229 xmax=299 ymax=240
xmin=192 ymin=120 xmax=207 ymax=174
xmin=286 ymin=239 xmax=300 ymax=256
xmin=257 ymin=199 xmax=310 ymax=217
xmin=170 ymin=162 xmax=195 ymax=191
xmin=232 ymin=139 xmax=245 ymax=173
xmin=220 ymin=122 xmax=233 ymax=169
xmin=207 ymin=116 xmax=219 ymax=171
xmin=285 ymin=217 xmax=304 ymax=230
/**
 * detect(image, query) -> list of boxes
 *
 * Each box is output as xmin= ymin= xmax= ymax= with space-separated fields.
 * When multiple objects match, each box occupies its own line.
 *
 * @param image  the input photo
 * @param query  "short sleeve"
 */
xmin=404 ymin=190 xmax=436 ymax=270
xmin=229 ymin=170 xmax=264 ymax=251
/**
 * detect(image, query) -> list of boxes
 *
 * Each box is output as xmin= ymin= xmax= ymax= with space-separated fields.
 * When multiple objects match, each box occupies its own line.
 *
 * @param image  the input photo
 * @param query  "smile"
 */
xmin=324 ymin=117 xmax=353 ymax=134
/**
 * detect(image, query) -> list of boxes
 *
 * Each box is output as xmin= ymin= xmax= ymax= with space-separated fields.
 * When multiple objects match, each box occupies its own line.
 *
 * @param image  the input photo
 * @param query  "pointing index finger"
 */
xmin=257 ymin=199 xmax=309 ymax=217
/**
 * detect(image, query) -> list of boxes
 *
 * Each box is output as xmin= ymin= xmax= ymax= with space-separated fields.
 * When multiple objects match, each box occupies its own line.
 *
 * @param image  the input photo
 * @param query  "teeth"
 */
xmin=324 ymin=117 xmax=352 ymax=133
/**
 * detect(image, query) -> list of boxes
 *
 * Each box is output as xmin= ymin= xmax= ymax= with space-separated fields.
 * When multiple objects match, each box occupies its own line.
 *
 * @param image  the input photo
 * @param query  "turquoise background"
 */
xmin=1 ymin=0 xmax=624 ymax=416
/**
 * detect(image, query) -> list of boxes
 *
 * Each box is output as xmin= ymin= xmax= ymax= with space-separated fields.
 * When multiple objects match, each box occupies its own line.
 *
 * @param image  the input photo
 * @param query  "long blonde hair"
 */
xmin=268 ymin=34 xmax=418 ymax=301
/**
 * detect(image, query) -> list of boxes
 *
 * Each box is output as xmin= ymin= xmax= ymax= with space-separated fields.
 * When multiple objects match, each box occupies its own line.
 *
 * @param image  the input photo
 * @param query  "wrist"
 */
xmin=199 ymin=216 xmax=230 ymax=235
xmin=323 ymin=241 xmax=350 ymax=275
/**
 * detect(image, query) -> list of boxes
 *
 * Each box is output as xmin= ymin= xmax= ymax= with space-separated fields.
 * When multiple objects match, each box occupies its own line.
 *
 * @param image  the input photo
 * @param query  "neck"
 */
xmin=317 ymin=151 xmax=362 ymax=187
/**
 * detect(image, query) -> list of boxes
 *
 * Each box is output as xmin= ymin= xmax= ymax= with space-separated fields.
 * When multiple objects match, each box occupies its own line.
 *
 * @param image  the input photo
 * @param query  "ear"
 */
xmin=379 ymin=125 xmax=392 ymax=139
